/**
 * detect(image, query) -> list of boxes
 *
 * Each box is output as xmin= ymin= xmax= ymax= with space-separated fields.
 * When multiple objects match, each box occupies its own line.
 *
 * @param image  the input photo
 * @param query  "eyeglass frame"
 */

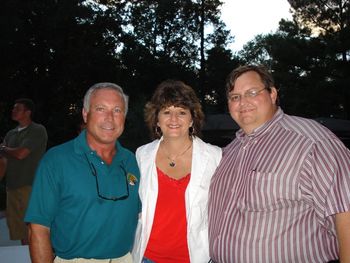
xmin=227 ymin=87 xmax=269 ymax=103
xmin=84 ymin=154 xmax=129 ymax=201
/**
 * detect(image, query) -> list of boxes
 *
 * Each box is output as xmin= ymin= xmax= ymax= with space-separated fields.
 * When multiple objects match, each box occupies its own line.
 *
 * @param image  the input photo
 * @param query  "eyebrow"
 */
xmin=229 ymin=87 xmax=263 ymax=94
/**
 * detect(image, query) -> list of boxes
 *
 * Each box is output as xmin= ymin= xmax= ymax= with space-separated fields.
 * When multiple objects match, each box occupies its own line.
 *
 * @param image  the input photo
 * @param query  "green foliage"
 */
xmin=239 ymin=2 xmax=350 ymax=119
xmin=0 ymin=0 xmax=235 ymax=146
xmin=2 ymin=0 xmax=348 ymax=148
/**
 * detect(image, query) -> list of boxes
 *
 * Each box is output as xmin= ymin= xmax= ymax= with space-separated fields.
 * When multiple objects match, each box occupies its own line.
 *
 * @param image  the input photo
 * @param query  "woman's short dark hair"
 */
xmin=145 ymin=79 xmax=204 ymax=139
xmin=225 ymin=65 xmax=275 ymax=96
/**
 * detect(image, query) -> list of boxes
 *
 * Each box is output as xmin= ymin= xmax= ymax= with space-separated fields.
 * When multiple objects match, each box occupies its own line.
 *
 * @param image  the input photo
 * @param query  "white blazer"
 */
xmin=132 ymin=137 xmax=222 ymax=263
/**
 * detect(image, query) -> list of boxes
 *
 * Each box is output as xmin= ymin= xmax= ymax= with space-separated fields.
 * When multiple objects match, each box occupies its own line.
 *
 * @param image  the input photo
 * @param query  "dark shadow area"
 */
xmin=202 ymin=114 xmax=350 ymax=149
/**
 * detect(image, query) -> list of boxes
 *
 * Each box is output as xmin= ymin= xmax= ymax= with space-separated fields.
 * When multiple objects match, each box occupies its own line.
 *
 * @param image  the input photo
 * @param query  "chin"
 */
xmin=167 ymin=133 xmax=188 ymax=139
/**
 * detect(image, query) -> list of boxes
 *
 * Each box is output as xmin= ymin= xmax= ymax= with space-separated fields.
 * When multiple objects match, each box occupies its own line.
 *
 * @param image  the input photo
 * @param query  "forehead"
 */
xmin=91 ymin=88 xmax=124 ymax=104
xmin=231 ymin=71 xmax=264 ymax=92
xmin=160 ymin=105 xmax=189 ymax=111
xmin=13 ymin=103 xmax=26 ymax=110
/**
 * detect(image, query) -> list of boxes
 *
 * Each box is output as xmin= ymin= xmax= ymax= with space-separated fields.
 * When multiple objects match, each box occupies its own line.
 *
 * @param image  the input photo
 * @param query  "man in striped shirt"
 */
xmin=208 ymin=65 xmax=350 ymax=263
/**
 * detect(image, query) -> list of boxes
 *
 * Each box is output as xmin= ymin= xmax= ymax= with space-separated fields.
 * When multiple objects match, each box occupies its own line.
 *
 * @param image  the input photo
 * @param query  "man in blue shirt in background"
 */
xmin=25 ymin=83 xmax=140 ymax=263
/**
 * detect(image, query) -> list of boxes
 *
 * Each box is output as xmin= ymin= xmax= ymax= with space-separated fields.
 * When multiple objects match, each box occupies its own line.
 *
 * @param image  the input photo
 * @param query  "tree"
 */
xmin=1 ymin=0 xmax=237 ymax=147
xmin=125 ymin=0 xmax=232 ymax=84
xmin=288 ymin=0 xmax=350 ymax=62
xmin=0 ymin=0 xmax=127 ymax=144
xmin=204 ymin=19 xmax=238 ymax=113
xmin=288 ymin=0 xmax=350 ymax=118
xmin=238 ymin=18 xmax=348 ymax=118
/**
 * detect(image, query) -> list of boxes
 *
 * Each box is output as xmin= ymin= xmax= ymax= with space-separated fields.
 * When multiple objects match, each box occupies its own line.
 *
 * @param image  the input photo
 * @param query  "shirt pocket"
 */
xmin=238 ymin=170 xmax=297 ymax=212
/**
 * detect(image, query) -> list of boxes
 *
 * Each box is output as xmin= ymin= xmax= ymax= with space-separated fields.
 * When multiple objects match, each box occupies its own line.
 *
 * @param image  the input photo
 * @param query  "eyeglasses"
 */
xmin=228 ymin=87 xmax=267 ymax=102
xmin=85 ymin=154 xmax=129 ymax=201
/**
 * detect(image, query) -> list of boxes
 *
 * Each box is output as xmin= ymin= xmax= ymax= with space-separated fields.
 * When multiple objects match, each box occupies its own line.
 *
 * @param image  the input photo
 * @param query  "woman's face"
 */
xmin=157 ymin=105 xmax=193 ymax=140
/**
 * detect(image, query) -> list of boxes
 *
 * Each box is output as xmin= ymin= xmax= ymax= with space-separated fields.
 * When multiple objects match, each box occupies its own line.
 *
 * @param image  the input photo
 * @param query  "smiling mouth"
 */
xmin=101 ymin=126 xmax=115 ymax=130
xmin=240 ymin=108 xmax=254 ymax=113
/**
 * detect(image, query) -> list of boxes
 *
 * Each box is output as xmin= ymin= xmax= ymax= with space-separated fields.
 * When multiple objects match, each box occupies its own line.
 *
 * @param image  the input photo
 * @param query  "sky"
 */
xmin=220 ymin=0 xmax=293 ymax=52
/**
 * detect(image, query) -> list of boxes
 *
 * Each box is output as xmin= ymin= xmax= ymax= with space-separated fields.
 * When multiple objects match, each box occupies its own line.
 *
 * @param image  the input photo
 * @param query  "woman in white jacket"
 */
xmin=132 ymin=80 xmax=222 ymax=263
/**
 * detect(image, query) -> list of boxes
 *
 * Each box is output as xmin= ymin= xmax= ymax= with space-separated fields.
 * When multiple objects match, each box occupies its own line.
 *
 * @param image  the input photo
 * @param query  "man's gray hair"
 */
xmin=83 ymin=82 xmax=129 ymax=115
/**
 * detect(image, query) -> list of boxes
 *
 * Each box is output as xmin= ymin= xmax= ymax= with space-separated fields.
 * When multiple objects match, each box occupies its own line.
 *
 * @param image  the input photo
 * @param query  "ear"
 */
xmin=25 ymin=110 xmax=32 ymax=118
xmin=82 ymin=108 xmax=88 ymax=123
xmin=270 ymin=87 xmax=278 ymax=105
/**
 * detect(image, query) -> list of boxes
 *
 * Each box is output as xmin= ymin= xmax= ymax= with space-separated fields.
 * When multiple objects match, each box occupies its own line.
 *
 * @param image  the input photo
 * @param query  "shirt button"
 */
xmin=101 ymin=161 xmax=104 ymax=165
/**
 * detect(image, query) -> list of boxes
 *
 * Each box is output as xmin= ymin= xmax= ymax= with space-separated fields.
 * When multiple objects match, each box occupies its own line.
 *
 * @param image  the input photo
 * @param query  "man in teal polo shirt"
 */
xmin=25 ymin=83 xmax=140 ymax=263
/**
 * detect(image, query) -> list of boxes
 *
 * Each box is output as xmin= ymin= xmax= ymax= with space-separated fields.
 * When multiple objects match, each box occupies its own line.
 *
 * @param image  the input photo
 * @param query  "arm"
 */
xmin=28 ymin=223 xmax=54 ymax=263
xmin=0 ymin=156 xmax=6 ymax=180
xmin=1 ymin=145 xmax=30 ymax=160
xmin=335 ymin=211 xmax=350 ymax=263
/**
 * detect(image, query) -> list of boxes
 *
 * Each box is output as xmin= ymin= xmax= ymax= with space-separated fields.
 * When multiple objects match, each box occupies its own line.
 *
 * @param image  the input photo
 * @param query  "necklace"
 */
xmin=162 ymin=142 xmax=193 ymax=168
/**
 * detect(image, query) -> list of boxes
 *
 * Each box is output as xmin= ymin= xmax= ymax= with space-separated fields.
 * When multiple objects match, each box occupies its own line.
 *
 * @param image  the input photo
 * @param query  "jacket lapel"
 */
xmin=186 ymin=138 xmax=208 ymax=210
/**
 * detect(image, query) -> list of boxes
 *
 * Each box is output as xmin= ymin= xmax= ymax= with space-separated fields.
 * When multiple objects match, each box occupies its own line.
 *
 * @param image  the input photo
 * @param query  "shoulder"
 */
xmin=28 ymin=122 xmax=48 ymax=136
xmin=44 ymin=140 xmax=75 ymax=161
xmin=4 ymin=127 xmax=17 ymax=138
xmin=30 ymin=122 xmax=47 ymax=131
xmin=136 ymin=140 xmax=159 ymax=157
xmin=119 ymin=144 xmax=135 ymax=158
xmin=193 ymin=137 xmax=222 ymax=165
xmin=194 ymin=137 xmax=222 ymax=156
xmin=279 ymin=114 xmax=338 ymax=143
xmin=118 ymin=143 xmax=138 ymax=163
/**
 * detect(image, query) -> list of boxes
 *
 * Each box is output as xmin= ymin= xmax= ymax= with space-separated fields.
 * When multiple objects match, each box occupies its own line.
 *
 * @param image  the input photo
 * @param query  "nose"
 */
xmin=104 ymin=110 xmax=114 ymax=120
xmin=238 ymin=95 xmax=249 ymax=105
xmin=169 ymin=112 xmax=179 ymax=121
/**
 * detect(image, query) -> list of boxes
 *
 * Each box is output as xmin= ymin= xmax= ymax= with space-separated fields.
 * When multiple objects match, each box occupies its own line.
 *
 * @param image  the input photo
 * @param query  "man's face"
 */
xmin=11 ymin=103 xmax=30 ymax=122
xmin=227 ymin=71 xmax=278 ymax=134
xmin=83 ymin=88 xmax=126 ymax=148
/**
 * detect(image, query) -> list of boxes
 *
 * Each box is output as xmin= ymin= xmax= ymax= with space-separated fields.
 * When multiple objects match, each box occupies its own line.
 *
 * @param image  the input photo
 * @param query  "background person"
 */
xmin=25 ymin=83 xmax=140 ymax=263
xmin=0 ymin=98 xmax=47 ymax=245
xmin=0 ymin=156 xmax=6 ymax=180
xmin=208 ymin=65 xmax=350 ymax=263
xmin=132 ymin=80 xmax=222 ymax=263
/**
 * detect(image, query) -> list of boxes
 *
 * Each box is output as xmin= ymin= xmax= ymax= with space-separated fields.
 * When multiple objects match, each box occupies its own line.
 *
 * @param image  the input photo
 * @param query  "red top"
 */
xmin=144 ymin=168 xmax=191 ymax=263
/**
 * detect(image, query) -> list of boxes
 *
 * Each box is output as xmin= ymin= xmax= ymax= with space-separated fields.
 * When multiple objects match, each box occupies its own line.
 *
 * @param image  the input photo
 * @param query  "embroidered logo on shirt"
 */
xmin=127 ymin=173 xmax=138 ymax=186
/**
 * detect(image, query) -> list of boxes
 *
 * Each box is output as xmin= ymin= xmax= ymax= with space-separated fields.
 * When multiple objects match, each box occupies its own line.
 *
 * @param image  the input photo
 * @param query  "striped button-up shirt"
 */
xmin=208 ymin=108 xmax=350 ymax=263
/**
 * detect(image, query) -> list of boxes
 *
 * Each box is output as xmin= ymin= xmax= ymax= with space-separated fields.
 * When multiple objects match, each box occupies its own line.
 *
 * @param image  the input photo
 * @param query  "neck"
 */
xmin=86 ymin=136 xmax=117 ymax=164
xmin=18 ymin=119 xmax=32 ymax=128
xmin=160 ymin=137 xmax=193 ymax=168
xmin=93 ymin=146 xmax=116 ymax=165
xmin=161 ymin=137 xmax=192 ymax=153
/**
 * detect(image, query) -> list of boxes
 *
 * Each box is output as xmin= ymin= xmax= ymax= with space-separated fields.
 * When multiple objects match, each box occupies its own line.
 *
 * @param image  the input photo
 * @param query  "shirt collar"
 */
xmin=73 ymin=129 xmax=126 ymax=160
xmin=236 ymin=107 xmax=284 ymax=141
xmin=16 ymin=122 xmax=33 ymax=132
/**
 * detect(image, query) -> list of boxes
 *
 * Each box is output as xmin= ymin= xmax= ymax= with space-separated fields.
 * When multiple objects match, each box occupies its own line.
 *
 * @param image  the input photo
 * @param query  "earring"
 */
xmin=155 ymin=126 xmax=162 ymax=137
xmin=189 ymin=126 xmax=194 ymax=136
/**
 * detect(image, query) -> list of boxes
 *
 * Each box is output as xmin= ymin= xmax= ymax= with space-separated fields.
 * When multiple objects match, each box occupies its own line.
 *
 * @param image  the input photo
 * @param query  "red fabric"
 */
xmin=144 ymin=168 xmax=191 ymax=263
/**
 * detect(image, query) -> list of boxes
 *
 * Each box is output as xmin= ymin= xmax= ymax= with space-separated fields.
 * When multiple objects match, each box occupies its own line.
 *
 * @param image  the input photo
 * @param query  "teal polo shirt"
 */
xmin=25 ymin=130 xmax=140 ymax=259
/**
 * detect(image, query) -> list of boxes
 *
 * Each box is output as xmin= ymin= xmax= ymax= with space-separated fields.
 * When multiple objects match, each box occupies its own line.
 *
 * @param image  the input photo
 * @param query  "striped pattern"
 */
xmin=208 ymin=109 xmax=350 ymax=263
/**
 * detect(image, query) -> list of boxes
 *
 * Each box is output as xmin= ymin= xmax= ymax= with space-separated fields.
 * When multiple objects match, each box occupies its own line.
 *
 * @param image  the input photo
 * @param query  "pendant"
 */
xmin=169 ymin=161 xmax=176 ymax=167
